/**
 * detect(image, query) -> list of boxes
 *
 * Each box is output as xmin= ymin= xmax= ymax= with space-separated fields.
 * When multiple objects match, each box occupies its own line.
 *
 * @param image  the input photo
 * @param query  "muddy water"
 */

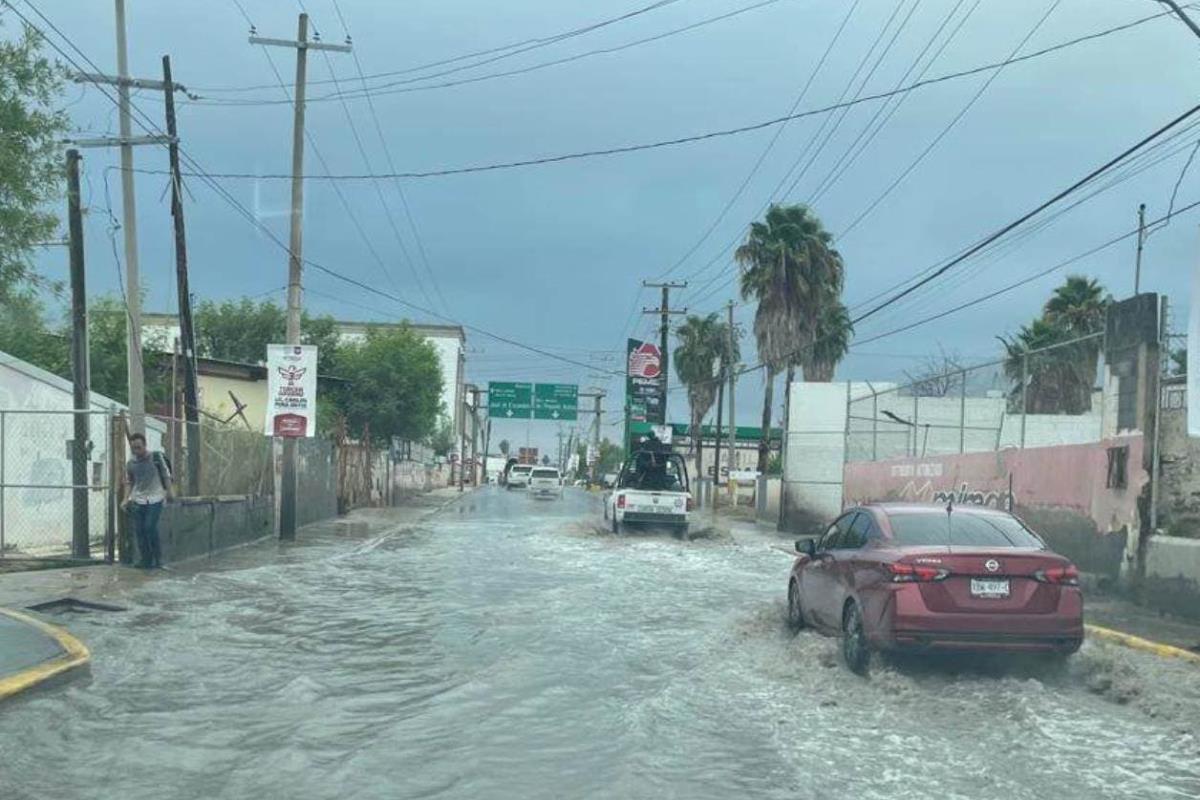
xmin=1 ymin=488 xmax=1198 ymax=799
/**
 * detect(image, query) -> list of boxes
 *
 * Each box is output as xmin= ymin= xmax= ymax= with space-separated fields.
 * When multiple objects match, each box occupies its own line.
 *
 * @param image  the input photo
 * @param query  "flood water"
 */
xmin=2 ymin=487 xmax=1199 ymax=799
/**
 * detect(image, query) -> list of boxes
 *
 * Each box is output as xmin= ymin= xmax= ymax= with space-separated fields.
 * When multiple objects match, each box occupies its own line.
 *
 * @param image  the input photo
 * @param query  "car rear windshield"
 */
xmin=512 ymin=466 xmax=532 ymax=473
xmin=532 ymin=469 xmax=558 ymax=478
xmin=887 ymin=511 xmax=1045 ymax=548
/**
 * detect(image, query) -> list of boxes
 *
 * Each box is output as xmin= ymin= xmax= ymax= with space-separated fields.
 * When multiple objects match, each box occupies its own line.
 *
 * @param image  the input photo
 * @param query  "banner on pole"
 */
xmin=265 ymin=344 xmax=318 ymax=438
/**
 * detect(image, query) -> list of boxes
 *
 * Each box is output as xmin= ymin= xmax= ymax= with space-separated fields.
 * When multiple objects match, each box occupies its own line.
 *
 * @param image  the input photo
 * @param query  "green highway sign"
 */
xmin=488 ymin=382 xmax=533 ymax=419
xmin=533 ymin=383 xmax=578 ymax=421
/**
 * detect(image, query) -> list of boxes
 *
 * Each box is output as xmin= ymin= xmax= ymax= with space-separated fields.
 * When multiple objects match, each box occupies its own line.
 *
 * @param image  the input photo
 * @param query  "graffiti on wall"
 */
xmin=876 ymin=477 xmax=1012 ymax=510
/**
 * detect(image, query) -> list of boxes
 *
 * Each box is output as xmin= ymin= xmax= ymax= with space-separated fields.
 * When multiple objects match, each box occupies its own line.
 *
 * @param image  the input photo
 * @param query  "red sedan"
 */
xmin=787 ymin=503 xmax=1083 ymax=673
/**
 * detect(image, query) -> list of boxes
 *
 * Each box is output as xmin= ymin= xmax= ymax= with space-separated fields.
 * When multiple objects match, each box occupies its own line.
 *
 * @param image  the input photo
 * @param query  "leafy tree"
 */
xmin=330 ymin=325 xmax=443 ymax=444
xmin=0 ymin=17 xmax=68 ymax=299
xmin=498 ymin=439 xmax=511 ymax=456
xmin=1001 ymin=276 xmax=1108 ymax=414
xmin=193 ymin=298 xmax=340 ymax=375
xmin=675 ymin=313 xmax=723 ymax=481
xmin=737 ymin=203 xmax=846 ymax=472
xmin=0 ymin=290 xmax=67 ymax=375
xmin=541 ymin=454 xmax=551 ymax=466
xmin=428 ymin=416 xmax=455 ymax=456
xmin=594 ymin=437 xmax=624 ymax=475
xmin=1171 ymin=347 xmax=1186 ymax=377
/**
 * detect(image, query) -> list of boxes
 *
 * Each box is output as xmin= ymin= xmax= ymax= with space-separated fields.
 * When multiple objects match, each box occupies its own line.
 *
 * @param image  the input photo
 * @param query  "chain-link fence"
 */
xmin=847 ymin=332 xmax=1111 ymax=463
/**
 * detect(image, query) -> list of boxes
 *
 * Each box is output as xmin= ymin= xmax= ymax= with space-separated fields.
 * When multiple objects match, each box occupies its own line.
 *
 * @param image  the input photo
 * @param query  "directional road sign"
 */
xmin=534 ymin=383 xmax=578 ymax=421
xmin=488 ymin=382 xmax=533 ymax=419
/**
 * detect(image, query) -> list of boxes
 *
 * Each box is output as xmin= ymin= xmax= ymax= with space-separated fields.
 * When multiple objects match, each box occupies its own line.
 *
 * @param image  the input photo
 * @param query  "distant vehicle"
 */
xmin=604 ymin=448 xmax=692 ymax=537
xmin=529 ymin=467 xmax=563 ymax=499
xmin=601 ymin=472 xmax=619 ymax=489
xmin=573 ymin=479 xmax=588 ymax=487
xmin=787 ymin=503 xmax=1083 ymax=674
xmin=507 ymin=464 xmax=533 ymax=490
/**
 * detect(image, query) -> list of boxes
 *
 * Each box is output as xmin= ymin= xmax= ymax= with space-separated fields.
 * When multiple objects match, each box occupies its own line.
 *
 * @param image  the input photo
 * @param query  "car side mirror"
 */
xmin=795 ymin=538 xmax=816 ymax=557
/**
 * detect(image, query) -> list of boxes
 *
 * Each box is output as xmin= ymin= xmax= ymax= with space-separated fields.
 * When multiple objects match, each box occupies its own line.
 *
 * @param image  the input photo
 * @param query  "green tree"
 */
xmin=331 ymin=325 xmax=444 ymax=443
xmin=674 ymin=313 xmax=724 ymax=481
xmin=428 ymin=416 xmax=455 ymax=456
xmin=193 ymin=298 xmax=340 ymax=375
xmin=737 ymin=203 xmax=846 ymax=472
xmin=1002 ymin=276 xmax=1108 ymax=414
xmin=807 ymin=300 xmax=853 ymax=382
xmin=0 ymin=17 xmax=68 ymax=299
xmin=595 ymin=437 xmax=624 ymax=475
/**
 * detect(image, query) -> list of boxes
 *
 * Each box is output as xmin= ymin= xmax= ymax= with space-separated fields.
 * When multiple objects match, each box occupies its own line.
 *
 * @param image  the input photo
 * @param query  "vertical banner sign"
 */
xmin=265 ymin=344 xmax=318 ymax=437
xmin=1190 ymin=257 xmax=1200 ymax=437
xmin=627 ymin=338 xmax=665 ymax=424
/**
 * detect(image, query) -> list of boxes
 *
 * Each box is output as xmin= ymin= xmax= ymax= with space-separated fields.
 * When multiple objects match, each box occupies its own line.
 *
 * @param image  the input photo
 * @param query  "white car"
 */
xmin=507 ymin=464 xmax=533 ymax=490
xmin=604 ymin=450 xmax=692 ymax=537
xmin=529 ymin=467 xmax=563 ymax=499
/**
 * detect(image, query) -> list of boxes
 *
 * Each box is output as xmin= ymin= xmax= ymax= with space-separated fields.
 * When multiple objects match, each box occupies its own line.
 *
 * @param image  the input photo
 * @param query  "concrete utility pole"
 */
xmin=162 ymin=55 xmax=201 ymax=496
xmin=642 ymin=281 xmax=687 ymax=421
xmin=727 ymin=300 xmax=737 ymax=504
xmin=252 ymin=15 xmax=351 ymax=537
xmin=1135 ymin=202 xmax=1147 ymax=295
xmin=1158 ymin=0 xmax=1200 ymax=39
xmin=67 ymin=149 xmax=90 ymax=559
xmin=592 ymin=393 xmax=603 ymax=484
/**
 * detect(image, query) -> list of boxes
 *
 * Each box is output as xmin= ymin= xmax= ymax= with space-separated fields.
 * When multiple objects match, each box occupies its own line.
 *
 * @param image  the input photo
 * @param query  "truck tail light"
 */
xmin=616 ymin=495 xmax=626 ymax=509
xmin=686 ymin=497 xmax=694 ymax=511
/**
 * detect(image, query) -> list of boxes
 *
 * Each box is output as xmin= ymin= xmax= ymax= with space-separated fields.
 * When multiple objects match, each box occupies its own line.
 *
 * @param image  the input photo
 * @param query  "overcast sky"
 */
xmin=22 ymin=0 xmax=1200 ymax=455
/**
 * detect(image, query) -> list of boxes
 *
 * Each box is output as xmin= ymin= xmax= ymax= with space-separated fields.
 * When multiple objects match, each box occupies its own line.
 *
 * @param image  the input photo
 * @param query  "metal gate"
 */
xmin=0 ymin=409 xmax=118 ymax=561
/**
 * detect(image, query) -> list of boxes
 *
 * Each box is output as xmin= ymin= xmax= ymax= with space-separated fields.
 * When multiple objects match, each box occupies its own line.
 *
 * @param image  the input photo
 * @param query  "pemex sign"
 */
xmin=627 ymin=338 xmax=665 ymax=424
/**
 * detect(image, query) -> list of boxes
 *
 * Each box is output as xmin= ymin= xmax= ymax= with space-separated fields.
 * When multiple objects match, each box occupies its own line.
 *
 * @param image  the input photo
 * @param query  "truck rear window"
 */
xmin=887 ymin=512 xmax=1045 ymax=549
xmin=532 ymin=469 xmax=558 ymax=479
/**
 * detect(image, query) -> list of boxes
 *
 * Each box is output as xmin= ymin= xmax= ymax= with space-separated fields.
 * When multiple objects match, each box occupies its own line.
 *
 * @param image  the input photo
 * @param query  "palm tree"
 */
xmin=806 ymin=300 xmax=853 ymax=382
xmin=737 ymin=203 xmax=846 ymax=473
xmin=674 ymin=313 xmax=724 ymax=480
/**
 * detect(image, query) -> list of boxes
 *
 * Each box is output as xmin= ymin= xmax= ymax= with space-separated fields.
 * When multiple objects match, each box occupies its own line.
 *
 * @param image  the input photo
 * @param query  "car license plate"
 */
xmin=970 ymin=578 xmax=1010 ymax=598
xmin=640 ymin=505 xmax=670 ymax=514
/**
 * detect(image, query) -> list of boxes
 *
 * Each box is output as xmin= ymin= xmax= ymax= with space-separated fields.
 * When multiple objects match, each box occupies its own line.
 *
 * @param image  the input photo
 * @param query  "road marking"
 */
xmin=0 ymin=607 xmax=91 ymax=702
xmin=1085 ymin=623 xmax=1200 ymax=665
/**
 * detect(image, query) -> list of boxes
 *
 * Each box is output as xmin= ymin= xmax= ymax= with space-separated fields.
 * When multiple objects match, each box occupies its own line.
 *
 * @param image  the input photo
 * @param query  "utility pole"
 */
xmin=712 ymin=377 xmax=724 ymax=513
xmin=642 ymin=282 xmax=688 ymax=420
xmin=67 ymin=149 xmax=90 ymax=559
xmin=1158 ymin=0 xmax=1200 ymax=39
xmin=592 ymin=393 xmax=603 ymax=484
xmin=252 ymin=15 xmax=351 ymax=537
xmin=162 ymin=55 xmax=200 ymax=496
xmin=114 ymin=0 xmax=143 ymax=436
xmin=727 ymin=300 xmax=738 ymax=505
xmin=1135 ymin=202 xmax=1147 ymax=295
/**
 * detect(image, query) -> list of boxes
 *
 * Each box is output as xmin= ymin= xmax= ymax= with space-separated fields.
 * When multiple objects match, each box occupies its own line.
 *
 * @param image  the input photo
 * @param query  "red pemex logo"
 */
xmin=629 ymin=343 xmax=661 ymax=379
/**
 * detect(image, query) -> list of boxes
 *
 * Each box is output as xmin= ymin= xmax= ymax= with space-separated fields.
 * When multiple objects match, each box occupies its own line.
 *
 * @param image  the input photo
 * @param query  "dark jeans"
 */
xmin=131 ymin=501 xmax=164 ymax=568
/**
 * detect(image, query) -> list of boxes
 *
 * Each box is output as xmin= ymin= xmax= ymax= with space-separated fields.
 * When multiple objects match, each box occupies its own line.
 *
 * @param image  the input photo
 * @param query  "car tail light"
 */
xmin=616 ymin=495 xmax=626 ymax=509
xmin=686 ymin=497 xmax=694 ymax=511
xmin=1034 ymin=564 xmax=1079 ymax=585
xmin=887 ymin=562 xmax=949 ymax=583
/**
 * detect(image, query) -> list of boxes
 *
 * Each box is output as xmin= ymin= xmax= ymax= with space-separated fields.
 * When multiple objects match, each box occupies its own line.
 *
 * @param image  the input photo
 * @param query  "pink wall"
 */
xmin=843 ymin=435 xmax=1145 ymax=536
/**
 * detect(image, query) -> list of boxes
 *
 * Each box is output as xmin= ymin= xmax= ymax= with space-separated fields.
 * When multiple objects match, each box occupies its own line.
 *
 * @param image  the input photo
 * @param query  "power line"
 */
xmin=195 ymin=0 xmax=787 ymax=106
xmin=14 ymin=0 xmax=621 ymax=379
xmin=128 ymin=9 xmax=1178 ymax=184
xmin=197 ymin=0 xmax=692 ymax=97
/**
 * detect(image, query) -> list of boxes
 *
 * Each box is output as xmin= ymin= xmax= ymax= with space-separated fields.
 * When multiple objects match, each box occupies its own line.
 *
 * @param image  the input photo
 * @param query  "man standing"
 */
xmin=121 ymin=432 xmax=173 ymax=569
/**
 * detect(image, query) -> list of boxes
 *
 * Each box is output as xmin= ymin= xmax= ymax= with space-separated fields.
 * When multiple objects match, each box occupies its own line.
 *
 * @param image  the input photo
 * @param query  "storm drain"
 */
xmin=26 ymin=598 xmax=127 ymax=615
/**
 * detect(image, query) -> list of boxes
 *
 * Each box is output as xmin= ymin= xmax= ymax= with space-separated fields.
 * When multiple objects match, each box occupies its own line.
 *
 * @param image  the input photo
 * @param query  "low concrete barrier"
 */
xmin=1143 ymin=535 xmax=1200 ymax=622
xmin=148 ymin=495 xmax=273 ymax=565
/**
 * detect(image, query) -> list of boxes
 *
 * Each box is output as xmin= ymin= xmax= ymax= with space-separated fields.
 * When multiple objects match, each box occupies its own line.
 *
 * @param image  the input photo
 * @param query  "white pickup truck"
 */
xmin=528 ymin=466 xmax=563 ymax=499
xmin=507 ymin=464 xmax=533 ymax=490
xmin=604 ymin=449 xmax=692 ymax=537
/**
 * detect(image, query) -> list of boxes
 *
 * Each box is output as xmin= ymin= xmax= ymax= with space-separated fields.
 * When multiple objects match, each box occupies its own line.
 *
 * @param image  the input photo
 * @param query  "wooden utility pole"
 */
xmin=67 ymin=149 xmax=91 ymax=559
xmin=162 ymin=55 xmax=201 ymax=496
xmin=727 ymin=300 xmax=738 ymax=505
xmin=1135 ymin=202 xmax=1147 ymax=295
xmin=642 ymin=281 xmax=687 ymax=421
xmin=251 ymin=14 xmax=351 ymax=537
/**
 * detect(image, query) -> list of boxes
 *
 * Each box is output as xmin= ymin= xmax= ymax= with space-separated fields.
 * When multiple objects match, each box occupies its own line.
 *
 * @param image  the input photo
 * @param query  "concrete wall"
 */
xmin=1143 ymin=536 xmax=1200 ymax=621
xmin=1155 ymin=391 xmax=1200 ymax=538
xmin=842 ymin=436 xmax=1146 ymax=581
xmin=756 ymin=477 xmax=781 ymax=524
xmin=153 ymin=494 xmax=274 ymax=564
xmin=782 ymin=382 xmax=851 ymax=532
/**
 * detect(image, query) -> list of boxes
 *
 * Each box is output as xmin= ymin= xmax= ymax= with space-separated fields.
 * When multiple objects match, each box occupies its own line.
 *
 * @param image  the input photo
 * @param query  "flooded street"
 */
xmin=2 ymin=488 xmax=1199 ymax=800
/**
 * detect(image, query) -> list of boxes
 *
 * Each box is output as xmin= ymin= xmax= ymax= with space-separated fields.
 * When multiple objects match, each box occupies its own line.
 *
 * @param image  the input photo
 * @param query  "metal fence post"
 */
xmin=911 ymin=393 xmax=919 ymax=457
xmin=871 ymin=390 xmax=878 ymax=462
xmin=1 ymin=410 xmax=5 ymax=558
xmin=959 ymin=368 xmax=967 ymax=454
xmin=1020 ymin=352 xmax=1029 ymax=449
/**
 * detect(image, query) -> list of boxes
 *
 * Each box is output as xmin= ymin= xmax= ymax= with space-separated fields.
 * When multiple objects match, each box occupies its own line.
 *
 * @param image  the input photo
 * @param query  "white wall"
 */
xmin=0 ymin=352 xmax=165 ymax=555
xmin=784 ymin=382 xmax=852 ymax=523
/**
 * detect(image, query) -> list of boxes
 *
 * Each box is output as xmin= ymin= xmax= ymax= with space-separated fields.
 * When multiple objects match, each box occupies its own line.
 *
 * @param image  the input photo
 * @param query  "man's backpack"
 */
xmin=152 ymin=451 xmax=174 ymax=489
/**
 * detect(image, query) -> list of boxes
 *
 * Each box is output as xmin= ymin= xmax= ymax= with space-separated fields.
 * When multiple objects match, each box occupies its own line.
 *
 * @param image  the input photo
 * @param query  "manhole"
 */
xmin=26 ymin=597 xmax=127 ymax=614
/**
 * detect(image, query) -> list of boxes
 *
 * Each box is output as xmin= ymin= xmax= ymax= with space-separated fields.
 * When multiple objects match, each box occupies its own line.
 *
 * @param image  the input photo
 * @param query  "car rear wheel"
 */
xmin=787 ymin=580 xmax=806 ymax=630
xmin=842 ymin=602 xmax=870 ymax=675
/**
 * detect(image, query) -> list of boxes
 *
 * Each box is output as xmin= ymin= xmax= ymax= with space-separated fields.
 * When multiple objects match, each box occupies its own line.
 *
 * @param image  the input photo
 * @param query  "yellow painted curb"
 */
xmin=0 ymin=607 xmax=91 ymax=702
xmin=1085 ymin=623 xmax=1200 ymax=666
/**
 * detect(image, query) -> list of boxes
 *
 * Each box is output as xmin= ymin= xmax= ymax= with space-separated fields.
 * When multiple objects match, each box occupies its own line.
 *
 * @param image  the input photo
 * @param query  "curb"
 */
xmin=1085 ymin=622 xmax=1200 ymax=665
xmin=0 ymin=607 xmax=91 ymax=702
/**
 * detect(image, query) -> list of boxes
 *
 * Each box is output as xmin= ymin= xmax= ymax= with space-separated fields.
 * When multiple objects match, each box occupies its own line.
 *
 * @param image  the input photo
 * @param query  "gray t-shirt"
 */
xmin=126 ymin=453 xmax=170 ymax=504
